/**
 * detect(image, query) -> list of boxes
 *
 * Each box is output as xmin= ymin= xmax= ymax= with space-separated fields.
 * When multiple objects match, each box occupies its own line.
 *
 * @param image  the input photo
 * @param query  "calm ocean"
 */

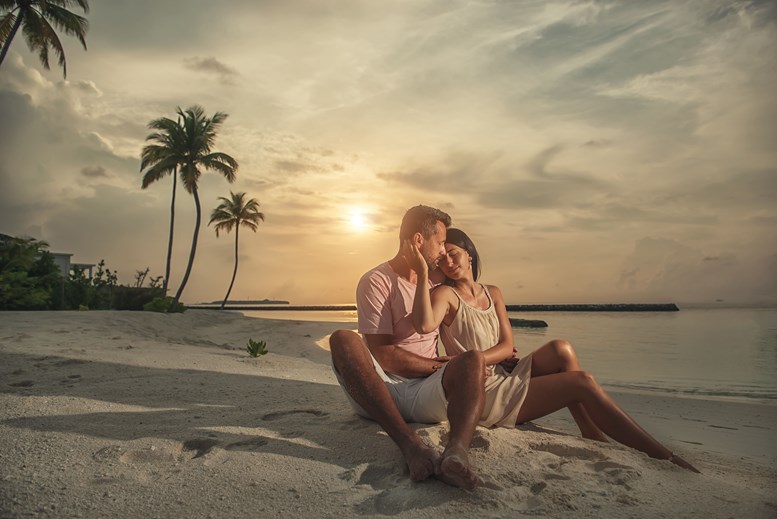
xmin=243 ymin=306 xmax=777 ymax=402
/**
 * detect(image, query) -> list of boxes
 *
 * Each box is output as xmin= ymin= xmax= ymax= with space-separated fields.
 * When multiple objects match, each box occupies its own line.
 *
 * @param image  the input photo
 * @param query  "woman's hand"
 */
xmin=402 ymin=239 xmax=428 ymax=276
xmin=498 ymin=348 xmax=520 ymax=373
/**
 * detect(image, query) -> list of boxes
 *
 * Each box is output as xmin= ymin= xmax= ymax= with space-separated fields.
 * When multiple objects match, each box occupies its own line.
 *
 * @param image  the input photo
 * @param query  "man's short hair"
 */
xmin=399 ymin=205 xmax=452 ymax=240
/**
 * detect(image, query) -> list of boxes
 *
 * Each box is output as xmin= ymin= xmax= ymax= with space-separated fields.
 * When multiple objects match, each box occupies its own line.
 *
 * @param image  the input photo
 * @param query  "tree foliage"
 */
xmin=141 ymin=105 xmax=238 ymax=310
xmin=209 ymin=191 xmax=264 ymax=309
xmin=0 ymin=235 xmax=61 ymax=310
xmin=0 ymin=0 xmax=90 ymax=78
xmin=0 ymin=235 xmax=164 ymax=311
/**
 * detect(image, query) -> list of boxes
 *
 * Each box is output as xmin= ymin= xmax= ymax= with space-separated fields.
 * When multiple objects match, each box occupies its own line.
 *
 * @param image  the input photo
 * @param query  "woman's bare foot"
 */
xmin=401 ymin=441 xmax=440 ymax=482
xmin=669 ymin=453 xmax=700 ymax=473
xmin=435 ymin=446 xmax=481 ymax=491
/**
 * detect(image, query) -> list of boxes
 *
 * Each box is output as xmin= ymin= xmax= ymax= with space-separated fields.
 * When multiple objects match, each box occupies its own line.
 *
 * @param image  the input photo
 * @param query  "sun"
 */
xmin=348 ymin=208 xmax=369 ymax=232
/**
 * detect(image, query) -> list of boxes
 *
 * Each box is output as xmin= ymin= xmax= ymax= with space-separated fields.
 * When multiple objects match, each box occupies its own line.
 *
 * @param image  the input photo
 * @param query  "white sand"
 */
xmin=1 ymin=310 xmax=775 ymax=518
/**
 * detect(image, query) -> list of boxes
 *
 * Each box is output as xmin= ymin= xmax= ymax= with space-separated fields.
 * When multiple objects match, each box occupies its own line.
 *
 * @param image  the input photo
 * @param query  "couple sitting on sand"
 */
xmin=329 ymin=205 xmax=698 ymax=490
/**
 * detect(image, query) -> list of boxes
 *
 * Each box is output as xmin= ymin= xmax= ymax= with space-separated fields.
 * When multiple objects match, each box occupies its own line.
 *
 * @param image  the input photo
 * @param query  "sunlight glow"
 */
xmin=348 ymin=208 xmax=369 ymax=232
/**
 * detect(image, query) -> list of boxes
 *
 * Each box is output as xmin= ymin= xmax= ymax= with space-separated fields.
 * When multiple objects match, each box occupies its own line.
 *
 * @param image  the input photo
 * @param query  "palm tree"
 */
xmin=209 ymin=191 xmax=264 ymax=310
xmin=140 ymin=115 xmax=182 ymax=295
xmin=140 ymin=105 xmax=238 ymax=310
xmin=0 ymin=0 xmax=90 ymax=78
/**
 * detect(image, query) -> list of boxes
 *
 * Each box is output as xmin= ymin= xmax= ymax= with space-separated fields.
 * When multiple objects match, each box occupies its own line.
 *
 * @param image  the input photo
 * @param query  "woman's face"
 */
xmin=440 ymin=243 xmax=471 ymax=281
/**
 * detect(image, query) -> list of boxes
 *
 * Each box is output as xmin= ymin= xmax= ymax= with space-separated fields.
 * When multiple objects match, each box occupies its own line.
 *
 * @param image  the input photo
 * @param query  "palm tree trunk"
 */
xmin=220 ymin=225 xmax=240 ymax=310
xmin=171 ymin=185 xmax=201 ymax=310
xmin=162 ymin=167 xmax=177 ymax=294
xmin=0 ymin=11 xmax=25 ymax=70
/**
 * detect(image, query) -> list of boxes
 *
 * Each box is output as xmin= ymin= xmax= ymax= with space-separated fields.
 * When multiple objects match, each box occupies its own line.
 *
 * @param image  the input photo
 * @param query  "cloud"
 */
xmin=377 ymin=150 xmax=500 ymax=194
xmin=86 ymin=132 xmax=114 ymax=152
xmin=616 ymin=237 xmax=774 ymax=303
xmin=81 ymin=166 xmax=109 ymax=179
xmin=2 ymin=1 xmax=775 ymax=304
xmin=74 ymin=80 xmax=102 ymax=96
xmin=183 ymin=56 xmax=239 ymax=84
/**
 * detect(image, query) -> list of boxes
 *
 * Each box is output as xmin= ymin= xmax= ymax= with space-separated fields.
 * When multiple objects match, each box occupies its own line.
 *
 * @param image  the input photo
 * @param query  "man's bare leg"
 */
xmin=329 ymin=330 xmax=439 ymax=481
xmin=437 ymin=350 xmax=486 ymax=490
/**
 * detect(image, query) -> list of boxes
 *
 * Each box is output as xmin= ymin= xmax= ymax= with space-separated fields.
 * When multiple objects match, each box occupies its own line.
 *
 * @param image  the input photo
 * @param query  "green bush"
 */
xmin=0 ymin=237 xmax=62 ymax=310
xmin=113 ymin=286 xmax=164 ymax=311
xmin=246 ymin=338 xmax=268 ymax=357
xmin=143 ymin=296 xmax=186 ymax=313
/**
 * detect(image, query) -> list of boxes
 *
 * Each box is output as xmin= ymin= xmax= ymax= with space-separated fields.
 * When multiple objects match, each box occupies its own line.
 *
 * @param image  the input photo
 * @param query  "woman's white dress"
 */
xmin=439 ymin=285 xmax=533 ymax=428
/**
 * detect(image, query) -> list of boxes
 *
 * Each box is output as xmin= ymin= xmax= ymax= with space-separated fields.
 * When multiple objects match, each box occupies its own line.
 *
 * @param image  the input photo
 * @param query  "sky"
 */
xmin=1 ymin=0 xmax=775 ymax=305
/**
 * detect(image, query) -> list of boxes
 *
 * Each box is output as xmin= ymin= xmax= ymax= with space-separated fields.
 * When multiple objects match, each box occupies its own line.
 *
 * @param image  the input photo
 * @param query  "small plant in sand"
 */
xmin=246 ymin=338 xmax=268 ymax=357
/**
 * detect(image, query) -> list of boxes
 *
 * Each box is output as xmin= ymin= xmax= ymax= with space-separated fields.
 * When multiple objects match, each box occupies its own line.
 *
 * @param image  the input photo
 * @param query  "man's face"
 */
xmin=418 ymin=221 xmax=447 ymax=270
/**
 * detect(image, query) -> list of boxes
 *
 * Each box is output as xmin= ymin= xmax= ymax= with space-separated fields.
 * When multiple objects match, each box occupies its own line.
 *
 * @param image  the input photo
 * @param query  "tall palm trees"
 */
xmin=0 ymin=0 xmax=90 ymax=78
xmin=209 ymin=191 xmax=265 ymax=310
xmin=140 ymin=115 xmax=181 ymax=295
xmin=140 ymin=105 xmax=238 ymax=310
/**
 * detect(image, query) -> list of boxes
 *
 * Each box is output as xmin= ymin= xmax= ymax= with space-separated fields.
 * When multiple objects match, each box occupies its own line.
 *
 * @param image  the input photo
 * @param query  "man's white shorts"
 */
xmin=332 ymin=347 xmax=448 ymax=424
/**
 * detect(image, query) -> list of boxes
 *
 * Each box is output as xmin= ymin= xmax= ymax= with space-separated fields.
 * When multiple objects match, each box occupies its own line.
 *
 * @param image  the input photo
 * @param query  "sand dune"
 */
xmin=1 ymin=310 xmax=775 ymax=518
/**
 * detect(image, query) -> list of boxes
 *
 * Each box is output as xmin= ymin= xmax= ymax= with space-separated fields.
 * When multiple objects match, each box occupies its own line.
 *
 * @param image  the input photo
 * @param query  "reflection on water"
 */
xmin=510 ymin=308 xmax=777 ymax=401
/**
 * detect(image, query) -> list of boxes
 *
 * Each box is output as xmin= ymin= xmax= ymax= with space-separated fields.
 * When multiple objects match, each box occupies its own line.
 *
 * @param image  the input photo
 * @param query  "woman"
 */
xmin=403 ymin=228 xmax=699 ymax=472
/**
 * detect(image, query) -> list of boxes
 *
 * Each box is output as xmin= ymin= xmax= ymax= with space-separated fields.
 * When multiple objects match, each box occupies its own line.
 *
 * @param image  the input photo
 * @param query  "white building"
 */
xmin=51 ymin=252 xmax=95 ymax=278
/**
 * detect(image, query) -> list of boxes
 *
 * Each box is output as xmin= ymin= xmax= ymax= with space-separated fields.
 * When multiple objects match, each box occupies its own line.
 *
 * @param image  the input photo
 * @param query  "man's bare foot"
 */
xmin=401 ymin=441 xmax=440 ymax=482
xmin=669 ymin=453 xmax=700 ymax=473
xmin=435 ymin=446 xmax=481 ymax=491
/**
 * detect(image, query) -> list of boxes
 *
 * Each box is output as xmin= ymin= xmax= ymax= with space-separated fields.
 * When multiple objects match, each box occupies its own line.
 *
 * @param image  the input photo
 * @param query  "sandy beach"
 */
xmin=1 ymin=310 xmax=775 ymax=518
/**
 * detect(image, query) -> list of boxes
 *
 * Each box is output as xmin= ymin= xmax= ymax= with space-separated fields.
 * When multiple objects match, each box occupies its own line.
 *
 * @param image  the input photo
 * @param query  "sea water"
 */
xmin=243 ymin=307 xmax=777 ymax=402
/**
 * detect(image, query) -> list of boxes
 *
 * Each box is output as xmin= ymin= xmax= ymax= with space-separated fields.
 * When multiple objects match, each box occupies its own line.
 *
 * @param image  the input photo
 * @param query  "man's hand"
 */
xmin=402 ymin=239 xmax=428 ymax=276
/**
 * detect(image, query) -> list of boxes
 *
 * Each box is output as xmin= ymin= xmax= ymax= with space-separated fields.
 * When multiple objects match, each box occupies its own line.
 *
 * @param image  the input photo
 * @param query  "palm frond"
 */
xmin=208 ymin=191 xmax=264 ymax=237
xmin=22 ymin=10 xmax=51 ymax=70
xmin=50 ymin=0 xmax=90 ymax=14
xmin=42 ymin=3 xmax=87 ymax=49
xmin=0 ymin=12 xmax=17 ymax=46
xmin=201 ymin=152 xmax=238 ymax=182
xmin=141 ymin=159 xmax=177 ymax=188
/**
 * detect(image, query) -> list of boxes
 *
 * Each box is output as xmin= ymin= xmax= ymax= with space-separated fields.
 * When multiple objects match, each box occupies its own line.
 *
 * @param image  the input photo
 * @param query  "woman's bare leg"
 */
xmin=516 ymin=370 xmax=699 ymax=472
xmin=530 ymin=340 xmax=607 ymax=441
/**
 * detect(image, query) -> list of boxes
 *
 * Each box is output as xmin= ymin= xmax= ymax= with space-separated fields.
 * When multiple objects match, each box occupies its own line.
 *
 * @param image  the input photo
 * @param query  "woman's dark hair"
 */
xmin=444 ymin=228 xmax=481 ymax=283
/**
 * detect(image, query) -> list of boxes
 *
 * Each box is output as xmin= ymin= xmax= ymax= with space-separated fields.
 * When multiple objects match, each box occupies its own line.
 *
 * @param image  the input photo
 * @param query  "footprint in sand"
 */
xmin=340 ymin=462 xmax=405 ymax=491
xmin=118 ymin=447 xmax=178 ymax=464
xmin=93 ymin=445 xmax=126 ymax=462
xmin=99 ymin=439 xmax=220 ymax=466
xmin=8 ymin=380 xmax=34 ymax=387
xmin=181 ymin=438 xmax=219 ymax=459
xmin=59 ymin=374 xmax=82 ymax=385
xmin=592 ymin=460 xmax=641 ymax=488
xmin=530 ymin=442 xmax=603 ymax=461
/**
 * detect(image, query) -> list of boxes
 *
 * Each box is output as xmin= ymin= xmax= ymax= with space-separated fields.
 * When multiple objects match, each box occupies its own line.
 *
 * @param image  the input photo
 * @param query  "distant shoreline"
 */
xmin=189 ymin=303 xmax=680 ymax=312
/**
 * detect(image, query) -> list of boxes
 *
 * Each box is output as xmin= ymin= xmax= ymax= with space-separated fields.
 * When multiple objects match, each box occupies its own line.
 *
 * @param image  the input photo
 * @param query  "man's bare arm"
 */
xmin=364 ymin=334 xmax=445 ymax=378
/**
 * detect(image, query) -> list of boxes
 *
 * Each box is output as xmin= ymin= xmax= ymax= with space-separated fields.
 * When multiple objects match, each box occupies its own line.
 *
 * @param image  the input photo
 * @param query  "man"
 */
xmin=329 ymin=205 xmax=486 ymax=490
